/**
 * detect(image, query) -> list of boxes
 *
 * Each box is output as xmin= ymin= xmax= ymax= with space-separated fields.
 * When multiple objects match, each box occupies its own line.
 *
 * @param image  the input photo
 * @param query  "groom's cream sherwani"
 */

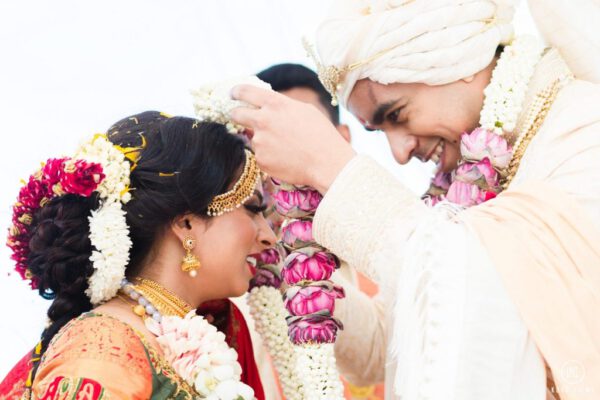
xmin=326 ymin=50 xmax=600 ymax=400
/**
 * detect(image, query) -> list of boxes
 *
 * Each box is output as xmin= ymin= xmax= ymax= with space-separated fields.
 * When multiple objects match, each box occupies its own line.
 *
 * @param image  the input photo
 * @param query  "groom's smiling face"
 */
xmin=347 ymin=63 xmax=494 ymax=173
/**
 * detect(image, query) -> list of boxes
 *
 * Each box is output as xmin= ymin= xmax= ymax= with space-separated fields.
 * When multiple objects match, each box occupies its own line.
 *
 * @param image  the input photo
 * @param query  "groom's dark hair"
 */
xmin=257 ymin=63 xmax=339 ymax=124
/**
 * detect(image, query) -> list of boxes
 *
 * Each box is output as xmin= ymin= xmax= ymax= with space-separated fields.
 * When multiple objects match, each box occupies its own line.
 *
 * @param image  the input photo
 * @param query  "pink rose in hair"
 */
xmin=287 ymin=312 xmax=343 ymax=344
xmin=42 ymin=158 xmax=68 ymax=183
xmin=446 ymin=181 xmax=496 ymax=207
xmin=60 ymin=160 xmax=105 ymax=197
xmin=460 ymin=128 xmax=512 ymax=169
xmin=274 ymin=189 xmax=322 ymax=218
xmin=454 ymin=158 xmax=499 ymax=188
xmin=285 ymin=284 xmax=345 ymax=316
xmin=282 ymin=247 xmax=338 ymax=285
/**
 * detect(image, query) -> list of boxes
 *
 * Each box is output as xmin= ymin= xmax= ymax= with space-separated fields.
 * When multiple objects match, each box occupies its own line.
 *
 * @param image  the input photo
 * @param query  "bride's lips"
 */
xmin=246 ymin=255 xmax=258 ymax=275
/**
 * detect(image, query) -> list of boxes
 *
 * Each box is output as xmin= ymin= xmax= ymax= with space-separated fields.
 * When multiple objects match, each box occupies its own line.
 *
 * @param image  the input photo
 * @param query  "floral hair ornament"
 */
xmin=7 ymin=157 xmax=106 ymax=293
xmin=7 ymin=133 xmax=142 ymax=305
xmin=207 ymin=149 xmax=261 ymax=216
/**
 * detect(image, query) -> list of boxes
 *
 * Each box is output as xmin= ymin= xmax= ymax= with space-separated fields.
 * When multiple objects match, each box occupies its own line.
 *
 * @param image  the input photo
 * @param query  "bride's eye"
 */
xmin=244 ymin=203 xmax=268 ymax=215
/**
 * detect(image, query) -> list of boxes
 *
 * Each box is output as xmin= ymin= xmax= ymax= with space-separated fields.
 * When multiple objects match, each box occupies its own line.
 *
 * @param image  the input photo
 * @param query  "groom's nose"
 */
xmin=385 ymin=130 xmax=418 ymax=165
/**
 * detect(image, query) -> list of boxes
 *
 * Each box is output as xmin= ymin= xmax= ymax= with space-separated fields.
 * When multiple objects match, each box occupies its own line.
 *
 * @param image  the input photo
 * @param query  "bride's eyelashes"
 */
xmin=244 ymin=203 xmax=268 ymax=215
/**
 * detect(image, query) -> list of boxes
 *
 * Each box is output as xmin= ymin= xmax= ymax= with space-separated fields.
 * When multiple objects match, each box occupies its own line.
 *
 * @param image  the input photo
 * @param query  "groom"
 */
xmin=231 ymin=0 xmax=600 ymax=399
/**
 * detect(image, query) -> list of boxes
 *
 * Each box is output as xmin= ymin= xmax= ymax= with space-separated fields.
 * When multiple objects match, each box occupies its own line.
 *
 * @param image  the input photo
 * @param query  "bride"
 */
xmin=0 ymin=111 xmax=276 ymax=399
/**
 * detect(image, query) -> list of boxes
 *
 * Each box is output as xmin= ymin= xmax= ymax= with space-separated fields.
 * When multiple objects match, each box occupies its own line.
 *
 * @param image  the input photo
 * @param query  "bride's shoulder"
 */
xmin=32 ymin=312 xmax=153 ymax=399
xmin=45 ymin=312 xmax=149 ymax=367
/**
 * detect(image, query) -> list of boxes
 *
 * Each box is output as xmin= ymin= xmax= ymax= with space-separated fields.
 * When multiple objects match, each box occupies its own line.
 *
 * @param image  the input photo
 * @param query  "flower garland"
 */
xmin=273 ymin=181 xmax=346 ymax=400
xmin=191 ymin=76 xmax=272 ymax=134
xmin=426 ymin=36 xmax=546 ymax=207
xmin=73 ymin=134 xmax=134 ymax=305
xmin=121 ymin=280 xmax=255 ymax=400
xmin=247 ymin=248 xmax=305 ymax=400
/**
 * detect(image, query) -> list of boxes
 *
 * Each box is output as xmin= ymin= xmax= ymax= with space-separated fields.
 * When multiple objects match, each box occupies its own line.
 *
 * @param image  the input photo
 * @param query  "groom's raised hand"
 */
xmin=230 ymin=84 xmax=355 ymax=193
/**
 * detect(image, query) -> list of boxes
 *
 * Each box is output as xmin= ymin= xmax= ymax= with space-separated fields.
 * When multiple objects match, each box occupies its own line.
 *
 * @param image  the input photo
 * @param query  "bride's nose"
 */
xmin=256 ymin=215 xmax=277 ymax=249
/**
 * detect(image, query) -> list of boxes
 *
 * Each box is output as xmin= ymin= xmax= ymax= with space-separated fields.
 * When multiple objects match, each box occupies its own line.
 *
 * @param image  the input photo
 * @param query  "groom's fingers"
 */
xmin=230 ymin=106 xmax=261 ymax=129
xmin=231 ymin=84 xmax=281 ymax=107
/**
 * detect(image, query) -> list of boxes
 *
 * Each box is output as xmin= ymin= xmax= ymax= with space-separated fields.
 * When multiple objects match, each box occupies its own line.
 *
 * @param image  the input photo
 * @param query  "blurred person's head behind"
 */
xmin=257 ymin=63 xmax=350 ymax=142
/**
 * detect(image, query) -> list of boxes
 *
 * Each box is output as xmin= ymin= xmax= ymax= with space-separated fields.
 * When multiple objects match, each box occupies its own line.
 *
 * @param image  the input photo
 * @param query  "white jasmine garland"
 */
xmin=191 ymin=76 xmax=272 ymax=134
xmin=479 ymin=36 xmax=545 ymax=135
xmin=247 ymin=286 xmax=305 ymax=400
xmin=145 ymin=310 xmax=255 ymax=400
xmin=85 ymin=202 xmax=131 ymax=304
xmin=295 ymin=343 xmax=344 ymax=400
xmin=75 ymin=134 xmax=133 ymax=304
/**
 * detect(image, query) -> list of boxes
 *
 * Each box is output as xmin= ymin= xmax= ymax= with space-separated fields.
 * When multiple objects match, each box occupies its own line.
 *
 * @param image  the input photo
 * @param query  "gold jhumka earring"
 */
xmin=181 ymin=236 xmax=201 ymax=277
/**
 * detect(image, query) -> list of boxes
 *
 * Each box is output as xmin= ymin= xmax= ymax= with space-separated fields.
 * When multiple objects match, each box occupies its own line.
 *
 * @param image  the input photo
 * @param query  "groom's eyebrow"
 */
xmin=371 ymin=99 xmax=403 ymax=126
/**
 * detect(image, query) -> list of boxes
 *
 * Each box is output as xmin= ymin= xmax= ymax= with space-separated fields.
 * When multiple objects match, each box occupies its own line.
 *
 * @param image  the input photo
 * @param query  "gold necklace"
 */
xmin=500 ymin=78 xmax=564 ymax=190
xmin=132 ymin=278 xmax=193 ymax=318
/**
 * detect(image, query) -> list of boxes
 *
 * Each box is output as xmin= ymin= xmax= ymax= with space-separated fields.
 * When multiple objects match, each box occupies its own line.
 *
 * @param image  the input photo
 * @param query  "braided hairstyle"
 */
xmin=25 ymin=111 xmax=247 ymax=384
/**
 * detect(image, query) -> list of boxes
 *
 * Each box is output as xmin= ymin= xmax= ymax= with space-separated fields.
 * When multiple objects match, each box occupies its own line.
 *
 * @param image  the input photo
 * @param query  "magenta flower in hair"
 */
xmin=60 ymin=160 xmax=105 ymax=197
xmin=7 ymin=157 xmax=105 ymax=289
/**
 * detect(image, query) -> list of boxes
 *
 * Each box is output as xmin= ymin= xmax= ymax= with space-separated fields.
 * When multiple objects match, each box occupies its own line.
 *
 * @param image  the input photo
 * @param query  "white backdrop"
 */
xmin=0 ymin=0 xmax=539 ymax=378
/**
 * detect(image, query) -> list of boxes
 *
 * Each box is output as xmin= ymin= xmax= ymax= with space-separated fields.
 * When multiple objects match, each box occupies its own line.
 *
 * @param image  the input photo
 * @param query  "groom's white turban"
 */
xmin=313 ymin=0 xmax=517 ymax=106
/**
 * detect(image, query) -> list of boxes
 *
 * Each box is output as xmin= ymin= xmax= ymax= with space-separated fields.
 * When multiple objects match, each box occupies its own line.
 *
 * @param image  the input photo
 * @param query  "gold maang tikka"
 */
xmin=206 ymin=149 xmax=260 ymax=217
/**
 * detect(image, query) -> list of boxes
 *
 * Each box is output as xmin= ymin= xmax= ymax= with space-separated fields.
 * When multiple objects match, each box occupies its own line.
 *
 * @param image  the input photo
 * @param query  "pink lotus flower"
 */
xmin=460 ymin=128 xmax=512 ymax=169
xmin=274 ymin=189 xmax=322 ymax=218
xmin=454 ymin=158 xmax=499 ymax=188
xmin=446 ymin=181 xmax=496 ymax=207
xmin=281 ymin=219 xmax=314 ymax=248
xmin=256 ymin=248 xmax=281 ymax=266
xmin=287 ymin=312 xmax=344 ymax=344
xmin=282 ymin=248 xmax=338 ymax=285
xmin=60 ymin=160 xmax=105 ymax=197
xmin=431 ymin=171 xmax=451 ymax=191
xmin=249 ymin=266 xmax=283 ymax=290
xmin=285 ymin=284 xmax=345 ymax=316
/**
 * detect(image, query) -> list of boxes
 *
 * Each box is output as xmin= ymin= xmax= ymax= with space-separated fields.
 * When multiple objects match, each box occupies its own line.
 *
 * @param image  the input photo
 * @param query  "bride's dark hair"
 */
xmin=26 ymin=111 xmax=247 ymax=382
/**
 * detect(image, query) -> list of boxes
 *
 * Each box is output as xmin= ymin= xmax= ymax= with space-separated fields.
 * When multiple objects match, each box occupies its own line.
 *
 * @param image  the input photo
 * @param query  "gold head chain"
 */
xmin=207 ymin=149 xmax=261 ymax=216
